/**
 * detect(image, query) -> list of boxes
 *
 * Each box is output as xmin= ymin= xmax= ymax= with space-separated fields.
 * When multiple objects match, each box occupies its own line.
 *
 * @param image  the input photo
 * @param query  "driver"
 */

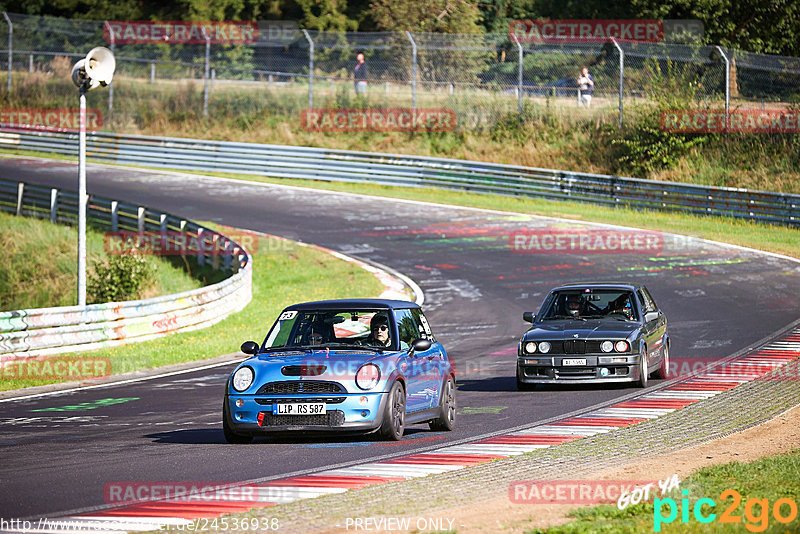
xmin=366 ymin=314 xmax=392 ymax=347
xmin=565 ymin=294 xmax=582 ymax=317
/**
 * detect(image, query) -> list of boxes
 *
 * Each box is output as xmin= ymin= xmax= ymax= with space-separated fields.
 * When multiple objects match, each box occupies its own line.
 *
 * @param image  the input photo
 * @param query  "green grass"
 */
xmin=0 ymin=210 xmax=203 ymax=310
xmin=3 ymin=65 xmax=800 ymax=194
xmin=530 ymin=448 xmax=800 ymax=533
xmin=1 ymin=230 xmax=385 ymax=391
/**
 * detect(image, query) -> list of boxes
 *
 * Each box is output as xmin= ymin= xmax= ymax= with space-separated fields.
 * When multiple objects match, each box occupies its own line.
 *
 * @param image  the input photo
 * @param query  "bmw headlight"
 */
xmin=538 ymin=341 xmax=551 ymax=353
xmin=232 ymin=366 xmax=254 ymax=392
xmin=601 ymin=341 xmax=614 ymax=353
xmin=525 ymin=342 xmax=537 ymax=354
xmin=615 ymin=341 xmax=630 ymax=352
xmin=356 ymin=363 xmax=381 ymax=390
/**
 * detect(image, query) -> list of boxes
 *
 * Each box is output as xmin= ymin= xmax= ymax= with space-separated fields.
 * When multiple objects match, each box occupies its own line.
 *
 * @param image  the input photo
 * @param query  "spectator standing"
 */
xmin=354 ymin=53 xmax=367 ymax=96
xmin=578 ymin=66 xmax=594 ymax=108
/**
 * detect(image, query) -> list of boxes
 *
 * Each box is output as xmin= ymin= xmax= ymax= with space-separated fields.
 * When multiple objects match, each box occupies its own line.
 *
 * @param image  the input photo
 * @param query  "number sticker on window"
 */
xmin=278 ymin=311 xmax=297 ymax=320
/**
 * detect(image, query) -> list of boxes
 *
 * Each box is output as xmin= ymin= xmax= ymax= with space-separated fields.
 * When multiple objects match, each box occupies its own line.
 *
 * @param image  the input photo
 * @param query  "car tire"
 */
xmin=655 ymin=343 xmax=670 ymax=379
xmin=429 ymin=376 xmax=456 ymax=431
xmin=223 ymin=399 xmax=253 ymax=444
xmin=516 ymin=365 xmax=535 ymax=391
xmin=379 ymin=381 xmax=406 ymax=441
xmin=637 ymin=348 xmax=649 ymax=388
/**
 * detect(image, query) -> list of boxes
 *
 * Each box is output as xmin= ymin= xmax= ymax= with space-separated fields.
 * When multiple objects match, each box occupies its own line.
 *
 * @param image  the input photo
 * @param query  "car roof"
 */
xmin=283 ymin=298 xmax=420 ymax=311
xmin=551 ymin=282 xmax=641 ymax=292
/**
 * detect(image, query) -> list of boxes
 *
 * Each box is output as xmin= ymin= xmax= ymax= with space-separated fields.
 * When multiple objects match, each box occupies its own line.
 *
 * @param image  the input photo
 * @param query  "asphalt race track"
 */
xmin=1 ymin=156 xmax=799 ymax=521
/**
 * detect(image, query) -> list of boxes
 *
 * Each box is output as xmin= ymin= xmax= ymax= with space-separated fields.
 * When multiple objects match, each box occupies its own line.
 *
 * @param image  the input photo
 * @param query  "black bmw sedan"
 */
xmin=517 ymin=283 xmax=669 ymax=389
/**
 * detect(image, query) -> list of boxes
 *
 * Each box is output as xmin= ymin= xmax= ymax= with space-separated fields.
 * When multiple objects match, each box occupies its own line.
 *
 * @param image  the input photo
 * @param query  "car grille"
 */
xmin=555 ymin=367 xmax=595 ymax=378
xmin=256 ymin=381 xmax=346 ymax=394
xmin=255 ymin=397 xmax=345 ymax=405
xmin=259 ymin=410 xmax=345 ymax=427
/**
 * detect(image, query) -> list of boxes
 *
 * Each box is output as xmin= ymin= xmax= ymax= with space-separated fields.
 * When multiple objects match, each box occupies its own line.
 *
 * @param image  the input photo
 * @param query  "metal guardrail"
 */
xmin=1 ymin=129 xmax=798 ymax=226
xmin=0 ymin=177 xmax=252 ymax=359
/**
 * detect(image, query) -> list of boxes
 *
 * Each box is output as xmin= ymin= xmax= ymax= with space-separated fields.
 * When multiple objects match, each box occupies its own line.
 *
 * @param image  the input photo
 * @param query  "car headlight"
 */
xmin=538 ymin=341 xmax=551 ymax=353
xmin=525 ymin=342 xmax=537 ymax=354
xmin=356 ymin=363 xmax=381 ymax=390
xmin=601 ymin=341 xmax=614 ymax=353
xmin=232 ymin=366 xmax=254 ymax=392
xmin=615 ymin=341 xmax=630 ymax=352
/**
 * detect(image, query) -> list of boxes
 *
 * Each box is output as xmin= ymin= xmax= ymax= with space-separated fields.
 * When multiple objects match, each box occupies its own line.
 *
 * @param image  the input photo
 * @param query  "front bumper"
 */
xmin=225 ymin=391 xmax=388 ymax=434
xmin=517 ymin=354 xmax=643 ymax=384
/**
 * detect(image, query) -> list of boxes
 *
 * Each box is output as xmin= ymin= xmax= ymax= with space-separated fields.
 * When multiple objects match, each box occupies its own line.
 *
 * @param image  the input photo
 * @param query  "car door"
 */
xmin=641 ymin=286 xmax=667 ymax=361
xmin=637 ymin=288 xmax=665 ymax=369
xmin=394 ymin=308 xmax=440 ymax=411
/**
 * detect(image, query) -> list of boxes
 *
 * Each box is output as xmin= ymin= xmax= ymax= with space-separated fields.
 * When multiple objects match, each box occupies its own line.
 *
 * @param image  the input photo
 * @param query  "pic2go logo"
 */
xmin=654 ymin=489 xmax=799 ymax=532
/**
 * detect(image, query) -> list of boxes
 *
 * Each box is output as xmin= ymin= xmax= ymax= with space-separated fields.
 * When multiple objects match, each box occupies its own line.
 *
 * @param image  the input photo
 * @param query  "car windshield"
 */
xmin=262 ymin=309 xmax=396 ymax=351
xmin=540 ymin=289 xmax=638 ymax=321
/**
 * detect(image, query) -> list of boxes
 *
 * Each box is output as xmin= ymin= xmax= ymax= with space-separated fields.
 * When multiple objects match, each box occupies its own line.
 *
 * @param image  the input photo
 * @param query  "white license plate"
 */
xmin=562 ymin=358 xmax=587 ymax=366
xmin=274 ymin=403 xmax=326 ymax=415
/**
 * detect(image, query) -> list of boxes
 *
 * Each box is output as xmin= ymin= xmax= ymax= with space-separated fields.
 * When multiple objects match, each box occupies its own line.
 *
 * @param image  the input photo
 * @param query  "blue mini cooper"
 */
xmin=223 ymin=299 xmax=456 ymax=442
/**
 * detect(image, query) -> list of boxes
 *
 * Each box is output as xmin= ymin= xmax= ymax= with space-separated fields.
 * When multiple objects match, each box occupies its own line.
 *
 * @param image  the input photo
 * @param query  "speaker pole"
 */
xmin=78 ymin=83 xmax=87 ymax=307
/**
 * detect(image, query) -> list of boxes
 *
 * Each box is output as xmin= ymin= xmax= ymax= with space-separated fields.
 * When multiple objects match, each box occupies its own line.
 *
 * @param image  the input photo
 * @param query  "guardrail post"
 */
xmin=301 ymin=29 xmax=314 ymax=108
xmin=611 ymin=38 xmax=624 ymax=127
xmin=137 ymin=206 xmax=145 ymax=233
xmin=211 ymin=234 xmax=220 ymax=270
xmin=202 ymin=27 xmax=210 ymax=118
xmin=15 ymin=182 xmax=23 ymax=215
xmin=159 ymin=213 xmax=167 ymax=233
xmin=511 ymin=34 xmax=523 ymax=115
xmin=150 ymin=62 xmax=155 ymax=84
xmin=104 ymin=21 xmax=114 ymax=115
xmin=197 ymin=227 xmax=205 ymax=267
xmin=405 ymin=31 xmax=417 ymax=112
xmin=223 ymin=239 xmax=232 ymax=270
xmin=715 ymin=45 xmax=730 ymax=129
xmin=3 ymin=12 xmax=12 ymax=94
xmin=50 ymin=188 xmax=58 ymax=223
xmin=110 ymin=200 xmax=118 ymax=231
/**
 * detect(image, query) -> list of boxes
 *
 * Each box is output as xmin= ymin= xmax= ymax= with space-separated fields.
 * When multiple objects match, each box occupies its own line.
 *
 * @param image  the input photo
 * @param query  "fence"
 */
xmin=0 ymin=177 xmax=253 ymax=359
xmin=1 ymin=12 xmax=799 ymax=129
xmin=1 ymin=129 xmax=796 ymax=226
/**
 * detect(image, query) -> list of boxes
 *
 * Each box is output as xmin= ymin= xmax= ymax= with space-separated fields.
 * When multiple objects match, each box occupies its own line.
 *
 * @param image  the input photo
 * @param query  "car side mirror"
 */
xmin=644 ymin=311 xmax=659 ymax=323
xmin=410 ymin=338 xmax=432 ymax=353
xmin=241 ymin=341 xmax=259 ymax=355
xmin=523 ymin=312 xmax=536 ymax=323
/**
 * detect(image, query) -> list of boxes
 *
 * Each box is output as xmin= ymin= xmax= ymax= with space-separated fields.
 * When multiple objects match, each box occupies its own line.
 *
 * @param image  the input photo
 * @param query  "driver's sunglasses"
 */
xmin=372 ymin=324 xmax=389 ymax=332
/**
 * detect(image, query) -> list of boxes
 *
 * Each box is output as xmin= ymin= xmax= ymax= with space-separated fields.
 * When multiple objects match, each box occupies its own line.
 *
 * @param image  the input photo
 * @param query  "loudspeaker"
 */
xmin=71 ymin=47 xmax=116 ymax=90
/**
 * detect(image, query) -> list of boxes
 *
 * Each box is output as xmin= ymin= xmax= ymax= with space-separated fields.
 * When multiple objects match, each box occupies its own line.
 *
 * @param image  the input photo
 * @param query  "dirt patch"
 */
xmin=323 ymin=403 xmax=800 ymax=533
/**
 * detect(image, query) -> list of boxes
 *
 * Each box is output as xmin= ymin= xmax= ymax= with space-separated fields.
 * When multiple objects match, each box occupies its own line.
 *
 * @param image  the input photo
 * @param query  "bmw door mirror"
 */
xmin=241 ymin=341 xmax=259 ymax=355
xmin=522 ymin=312 xmax=536 ymax=323
xmin=644 ymin=311 xmax=659 ymax=323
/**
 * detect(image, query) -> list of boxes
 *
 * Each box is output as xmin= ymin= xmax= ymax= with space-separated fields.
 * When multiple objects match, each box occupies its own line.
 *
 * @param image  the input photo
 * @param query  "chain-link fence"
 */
xmin=0 ymin=12 xmax=798 ymax=132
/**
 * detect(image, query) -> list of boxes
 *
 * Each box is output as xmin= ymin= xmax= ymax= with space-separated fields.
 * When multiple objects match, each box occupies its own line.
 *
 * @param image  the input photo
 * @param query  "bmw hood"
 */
xmin=523 ymin=320 xmax=639 ymax=341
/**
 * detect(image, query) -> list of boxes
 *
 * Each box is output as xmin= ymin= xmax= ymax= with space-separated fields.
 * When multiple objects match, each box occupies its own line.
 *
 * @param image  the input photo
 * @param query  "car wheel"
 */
xmin=429 ymin=376 xmax=456 ymax=431
xmin=655 ymin=343 xmax=670 ymax=379
xmin=516 ymin=365 xmax=535 ymax=391
xmin=223 ymin=399 xmax=253 ymax=444
xmin=637 ymin=349 xmax=649 ymax=388
xmin=379 ymin=381 xmax=406 ymax=441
